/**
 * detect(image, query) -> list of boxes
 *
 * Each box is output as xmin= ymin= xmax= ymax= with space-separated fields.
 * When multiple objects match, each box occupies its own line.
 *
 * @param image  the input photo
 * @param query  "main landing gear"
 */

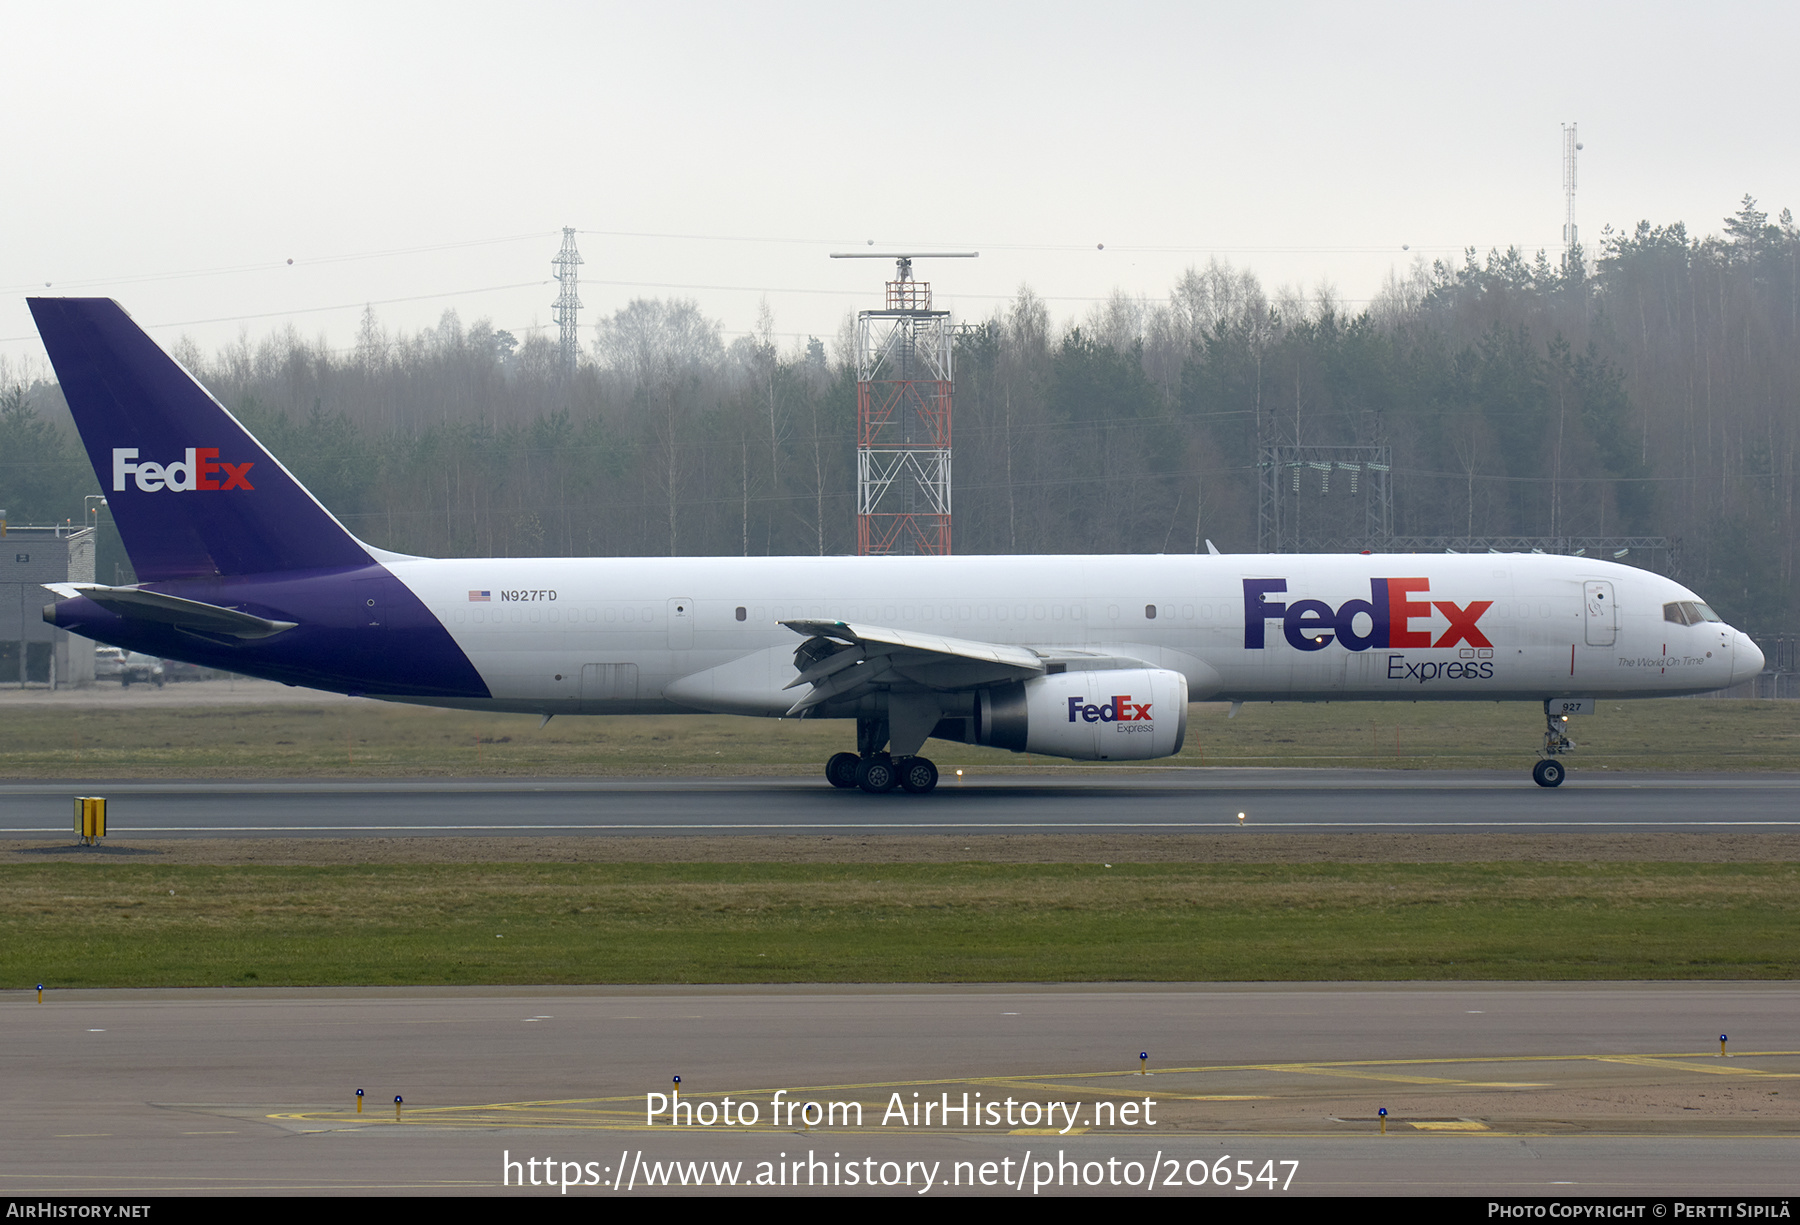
xmin=824 ymin=751 xmax=941 ymax=794
xmin=823 ymin=718 xmax=941 ymax=795
xmin=1532 ymin=699 xmax=1574 ymax=788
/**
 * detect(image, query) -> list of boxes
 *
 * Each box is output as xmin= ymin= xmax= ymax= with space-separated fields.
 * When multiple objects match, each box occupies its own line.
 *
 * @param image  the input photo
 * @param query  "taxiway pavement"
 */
xmin=4 ymin=983 xmax=1796 ymax=1197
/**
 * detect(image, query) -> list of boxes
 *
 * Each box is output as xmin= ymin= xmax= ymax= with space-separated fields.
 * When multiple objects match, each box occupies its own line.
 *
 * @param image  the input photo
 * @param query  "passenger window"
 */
xmin=1145 ymin=604 xmax=1157 ymax=619
xmin=735 ymin=606 xmax=746 ymax=622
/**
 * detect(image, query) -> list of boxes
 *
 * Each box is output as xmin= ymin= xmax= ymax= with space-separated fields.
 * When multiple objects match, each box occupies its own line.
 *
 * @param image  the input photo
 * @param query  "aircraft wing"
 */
xmin=779 ymin=619 xmax=1048 ymax=715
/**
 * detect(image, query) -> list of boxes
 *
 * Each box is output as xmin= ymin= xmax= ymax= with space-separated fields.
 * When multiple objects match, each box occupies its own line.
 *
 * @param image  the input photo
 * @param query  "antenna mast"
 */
xmin=831 ymin=251 xmax=976 ymax=556
xmin=552 ymin=226 xmax=583 ymax=377
xmin=1561 ymin=124 xmax=1582 ymax=267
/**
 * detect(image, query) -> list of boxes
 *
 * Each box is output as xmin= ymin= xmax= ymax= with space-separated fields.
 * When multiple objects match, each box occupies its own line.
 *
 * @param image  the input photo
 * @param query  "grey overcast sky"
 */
xmin=2 ymin=1 xmax=1795 ymax=365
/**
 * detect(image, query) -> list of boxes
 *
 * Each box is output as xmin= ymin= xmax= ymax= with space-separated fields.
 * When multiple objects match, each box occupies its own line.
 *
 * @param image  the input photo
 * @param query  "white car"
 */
xmin=102 ymin=649 xmax=165 ymax=687
xmin=93 ymin=646 xmax=125 ymax=679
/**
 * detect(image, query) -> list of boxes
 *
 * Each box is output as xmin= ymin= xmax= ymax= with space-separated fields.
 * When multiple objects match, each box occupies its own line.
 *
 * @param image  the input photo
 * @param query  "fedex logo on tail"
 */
xmin=1243 ymin=578 xmax=1492 ymax=652
xmin=112 ymin=448 xmax=254 ymax=493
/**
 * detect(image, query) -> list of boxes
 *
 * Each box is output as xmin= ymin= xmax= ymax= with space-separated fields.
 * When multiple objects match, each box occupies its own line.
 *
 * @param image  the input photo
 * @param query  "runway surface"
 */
xmin=3 ymin=769 xmax=1799 ymax=837
xmin=4 ymin=982 xmax=1796 ymax=1198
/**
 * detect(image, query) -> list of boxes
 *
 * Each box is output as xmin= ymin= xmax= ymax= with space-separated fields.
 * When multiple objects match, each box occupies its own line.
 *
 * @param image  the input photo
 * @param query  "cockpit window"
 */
xmin=1664 ymin=601 xmax=1723 ymax=626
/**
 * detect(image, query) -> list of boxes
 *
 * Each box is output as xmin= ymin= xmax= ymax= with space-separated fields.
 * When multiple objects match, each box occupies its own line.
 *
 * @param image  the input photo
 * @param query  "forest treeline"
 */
xmin=3 ymin=196 xmax=1796 ymax=635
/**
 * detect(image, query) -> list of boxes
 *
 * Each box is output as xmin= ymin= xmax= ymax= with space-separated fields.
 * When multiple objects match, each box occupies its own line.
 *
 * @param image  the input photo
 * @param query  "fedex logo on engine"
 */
xmin=1243 ymin=578 xmax=1492 ymax=652
xmin=112 ymin=448 xmax=254 ymax=493
xmin=1066 ymin=695 xmax=1152 ymax=724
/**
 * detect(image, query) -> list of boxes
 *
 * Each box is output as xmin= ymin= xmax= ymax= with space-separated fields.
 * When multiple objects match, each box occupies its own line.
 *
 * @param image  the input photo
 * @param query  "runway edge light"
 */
xmin=1379 ymin=1106 xmax=1388 ymax=1135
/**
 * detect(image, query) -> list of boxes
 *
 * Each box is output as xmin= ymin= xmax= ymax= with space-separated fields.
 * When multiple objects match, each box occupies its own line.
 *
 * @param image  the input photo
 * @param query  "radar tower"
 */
xmin=830 ymin=251 xmax=976 ymax=556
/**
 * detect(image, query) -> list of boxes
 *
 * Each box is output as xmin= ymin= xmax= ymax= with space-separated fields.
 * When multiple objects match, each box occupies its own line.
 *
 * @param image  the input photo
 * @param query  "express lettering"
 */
xmin=112 ymin=448 xmax=254 ymax=493
xmin=1386 ymin=656 xmax=1496 ymax=683
xmin=1242 ymin=578 xmax=1491 ymax=652
xmin=1066 ymin=695 xmax=1152 ymax=724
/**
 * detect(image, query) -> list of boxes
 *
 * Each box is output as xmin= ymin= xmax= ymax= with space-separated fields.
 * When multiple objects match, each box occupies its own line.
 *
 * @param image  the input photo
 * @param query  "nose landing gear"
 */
xmin=1534 ymin=699 xmax=1574 ymax=787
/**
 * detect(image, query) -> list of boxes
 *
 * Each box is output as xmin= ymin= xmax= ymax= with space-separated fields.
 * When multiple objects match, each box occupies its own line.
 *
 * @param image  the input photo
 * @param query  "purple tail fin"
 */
xmin=29 ymin=298 xmax=373 ymax=581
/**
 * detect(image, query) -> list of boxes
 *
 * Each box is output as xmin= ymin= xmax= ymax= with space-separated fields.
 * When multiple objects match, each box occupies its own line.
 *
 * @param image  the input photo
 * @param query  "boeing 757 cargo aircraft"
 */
xmin=28 ymin=298 xmax=1763 ymax=792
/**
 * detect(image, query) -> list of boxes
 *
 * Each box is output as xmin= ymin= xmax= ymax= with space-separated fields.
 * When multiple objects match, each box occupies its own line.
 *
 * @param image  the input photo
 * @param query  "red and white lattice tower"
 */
xmin=832 ymin=252 xmax=975 ymax=555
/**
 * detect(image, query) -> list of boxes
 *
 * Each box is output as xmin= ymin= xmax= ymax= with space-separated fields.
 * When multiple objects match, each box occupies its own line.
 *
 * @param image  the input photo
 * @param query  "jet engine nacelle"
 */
xmin=974 ymin=668 xmax=1189 ymax=760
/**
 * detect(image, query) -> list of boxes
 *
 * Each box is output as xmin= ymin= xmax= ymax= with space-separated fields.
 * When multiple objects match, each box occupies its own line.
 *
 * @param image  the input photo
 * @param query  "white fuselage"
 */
xmin=382 ymin=552 xmax=1761 ymax=716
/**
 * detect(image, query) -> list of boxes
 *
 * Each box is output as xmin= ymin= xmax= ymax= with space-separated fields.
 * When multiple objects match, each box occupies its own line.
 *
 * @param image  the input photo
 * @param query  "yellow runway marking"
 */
xmin=1239 ymin=1064 xmax=1465 ymax=1085
xmin=260 ymin=1050 xmax=1800 ymax=1132
xmin=1591 ymin=1055 xmax=1800 ymax=1078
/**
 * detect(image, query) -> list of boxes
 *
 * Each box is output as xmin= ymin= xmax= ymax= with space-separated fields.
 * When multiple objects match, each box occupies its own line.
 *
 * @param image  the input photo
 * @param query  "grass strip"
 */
xmin=6 ymin=861 xmax=1799 ymax=987
xmin=5 ymin=699 xmax=1799 ymax=779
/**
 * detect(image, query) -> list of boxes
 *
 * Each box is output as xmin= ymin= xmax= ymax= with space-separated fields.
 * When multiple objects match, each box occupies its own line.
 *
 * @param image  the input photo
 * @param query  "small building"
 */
xmin=1 ymin=524 xmax=96 ymax=688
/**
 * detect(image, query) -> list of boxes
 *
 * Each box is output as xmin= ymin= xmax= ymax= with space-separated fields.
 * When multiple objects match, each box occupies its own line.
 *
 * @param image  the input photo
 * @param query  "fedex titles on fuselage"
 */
xmin=1245 ymin=577 xmax=1496 ymax=680
xmin=112 ymin=447 xmax=255 ymax=493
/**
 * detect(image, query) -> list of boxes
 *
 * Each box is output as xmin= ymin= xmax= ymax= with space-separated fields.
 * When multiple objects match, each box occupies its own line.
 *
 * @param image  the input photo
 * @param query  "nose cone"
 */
xmin=1731 ymin=631 xmax=1765 ymax=686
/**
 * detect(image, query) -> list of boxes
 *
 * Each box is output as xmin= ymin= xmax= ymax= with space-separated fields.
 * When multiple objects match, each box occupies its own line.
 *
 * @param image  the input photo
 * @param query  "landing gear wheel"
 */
xmin=1532 ymin=759 xmax=1566 ymax=788
xmin=856 ymin=755 xmax=898 ymax=793
xmin=826 ymin=752 xmax=861 ymax=790
xmin=897 ymin=756 xmax=939 ymax=795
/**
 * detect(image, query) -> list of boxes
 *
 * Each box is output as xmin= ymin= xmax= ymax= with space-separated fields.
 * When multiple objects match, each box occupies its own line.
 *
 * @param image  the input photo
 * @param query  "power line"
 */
xmin=580 ymin=226 xmax=1473 ymax=255
xmin=0 ymin=232 xmax=556 ymax=296
xmin=0 ymin=281 xmax=551 ymax=343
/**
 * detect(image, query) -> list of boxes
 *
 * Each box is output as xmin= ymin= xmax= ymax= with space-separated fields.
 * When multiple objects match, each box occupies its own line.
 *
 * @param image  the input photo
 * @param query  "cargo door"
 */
xmin=580 ymin=662 xmax=640 ymax=711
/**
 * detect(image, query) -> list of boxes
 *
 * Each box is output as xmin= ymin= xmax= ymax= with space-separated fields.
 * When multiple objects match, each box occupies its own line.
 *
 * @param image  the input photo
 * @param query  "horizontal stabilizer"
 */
xmin=44 ymin=583 xmax=297 ymax=640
